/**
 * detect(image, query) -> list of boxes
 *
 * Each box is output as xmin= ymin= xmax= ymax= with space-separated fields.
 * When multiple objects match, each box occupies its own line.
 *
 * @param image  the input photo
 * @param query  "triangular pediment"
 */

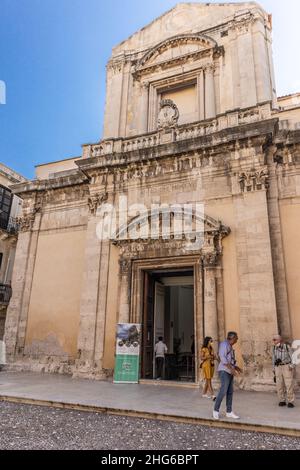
xmin=112 ymin=2 xmax=265 ymax=56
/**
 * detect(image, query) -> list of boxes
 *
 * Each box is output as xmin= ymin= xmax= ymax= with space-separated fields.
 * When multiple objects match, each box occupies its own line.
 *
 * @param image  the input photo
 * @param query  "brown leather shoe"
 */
xmin=288 ymin=403 xmax=295 ymax=408
xmin=278 ymin=402 xmax=286 ymax=406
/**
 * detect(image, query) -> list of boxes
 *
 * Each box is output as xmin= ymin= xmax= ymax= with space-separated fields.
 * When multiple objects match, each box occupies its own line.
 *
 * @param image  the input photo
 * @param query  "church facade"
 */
xmin=5 ymin=2 xmax=300 ymax=390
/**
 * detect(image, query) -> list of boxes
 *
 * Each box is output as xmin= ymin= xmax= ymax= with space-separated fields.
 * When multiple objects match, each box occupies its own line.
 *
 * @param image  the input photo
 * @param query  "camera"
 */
xmin=275 ymin=358 xmax=282 ymax=367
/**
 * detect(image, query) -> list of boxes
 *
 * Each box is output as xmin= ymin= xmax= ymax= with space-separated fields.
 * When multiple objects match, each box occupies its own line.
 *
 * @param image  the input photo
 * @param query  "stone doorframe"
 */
xmin=113 ymin=213 xmax=230 ymax=383
xmin=129 ymin=255 xmax=202 ymax=383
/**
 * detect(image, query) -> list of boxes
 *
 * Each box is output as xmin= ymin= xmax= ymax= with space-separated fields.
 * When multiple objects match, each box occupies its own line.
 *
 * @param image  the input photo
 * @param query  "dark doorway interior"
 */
xmin=141 ymin=268 xmax=195 ymax=382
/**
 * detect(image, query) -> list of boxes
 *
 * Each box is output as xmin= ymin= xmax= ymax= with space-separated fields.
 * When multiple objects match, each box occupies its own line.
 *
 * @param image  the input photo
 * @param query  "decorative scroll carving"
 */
xmin=157 ymin=99 xmax=179 ymax=130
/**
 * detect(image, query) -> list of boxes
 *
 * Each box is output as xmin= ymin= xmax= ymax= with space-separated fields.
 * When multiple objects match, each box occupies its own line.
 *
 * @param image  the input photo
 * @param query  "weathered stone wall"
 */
xmin=4 ymin=3 xmax=300 ymax=391
xmin=103 ymin=3 xmax=274 ymax=139
xmin=0 ymin=306 xmax=6 ymax=340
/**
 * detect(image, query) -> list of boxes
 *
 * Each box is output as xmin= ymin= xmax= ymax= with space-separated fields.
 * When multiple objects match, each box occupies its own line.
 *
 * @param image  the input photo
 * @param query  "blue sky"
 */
xmin=0 ymin=0 xmax=300 ymax=179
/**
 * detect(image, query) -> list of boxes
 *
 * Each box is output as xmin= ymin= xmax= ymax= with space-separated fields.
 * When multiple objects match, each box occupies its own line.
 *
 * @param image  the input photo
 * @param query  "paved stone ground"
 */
xmin=1 ymin=372 xmax=300 ymax=433
xmin=0 ymin=402 xmax=300 ymax=450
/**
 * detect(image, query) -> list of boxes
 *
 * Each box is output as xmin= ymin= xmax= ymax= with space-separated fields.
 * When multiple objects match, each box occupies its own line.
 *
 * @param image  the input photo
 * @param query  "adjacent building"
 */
xmin=0 ymin=163 xmax=26 ymax=339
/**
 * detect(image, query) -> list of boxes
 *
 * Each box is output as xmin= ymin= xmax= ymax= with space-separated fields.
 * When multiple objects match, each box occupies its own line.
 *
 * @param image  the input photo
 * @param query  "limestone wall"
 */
xmin=279 ymin=202 xmax=300 ymax=340
xmin=103 ymin=3 xmax=274 ymax=139
xmin=24 ymin=228 xmax=86 ymax=359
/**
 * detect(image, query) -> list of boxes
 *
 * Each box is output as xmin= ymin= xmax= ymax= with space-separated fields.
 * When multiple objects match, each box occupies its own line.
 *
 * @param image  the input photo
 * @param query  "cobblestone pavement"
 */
xmin=0 ymin=402 xmax=300 ymax=450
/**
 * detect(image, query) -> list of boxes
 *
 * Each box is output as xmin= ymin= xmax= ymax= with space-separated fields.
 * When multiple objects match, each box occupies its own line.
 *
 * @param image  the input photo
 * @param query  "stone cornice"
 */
xmin=133 ymin=46 xmax=224 ymax=80
xmin=274 ymin=128 xmax=300 ymax=146
xmin=10 ymin=172 xmax=89 ymax=197
xmin=0 ymin=164 xmax=27 ymax=185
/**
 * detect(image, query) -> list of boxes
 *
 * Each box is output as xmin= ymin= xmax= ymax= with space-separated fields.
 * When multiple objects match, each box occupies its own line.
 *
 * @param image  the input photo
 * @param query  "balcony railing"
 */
xmin=0 ymin=216 xmax=19 ymax=235
xmin=0 ymin=284 xmax=12 ymax=305
xmin=82 ymin=102 xmax=272 ymax=164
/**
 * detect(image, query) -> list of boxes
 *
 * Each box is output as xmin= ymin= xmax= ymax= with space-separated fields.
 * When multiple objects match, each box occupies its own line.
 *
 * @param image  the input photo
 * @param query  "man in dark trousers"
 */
xmin=154 ymin=337 xmax=168 ymax=380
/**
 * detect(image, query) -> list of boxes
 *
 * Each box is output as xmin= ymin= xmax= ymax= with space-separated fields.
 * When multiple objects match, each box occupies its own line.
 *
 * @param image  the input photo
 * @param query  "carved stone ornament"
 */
xmin=239 ymin=167 xmax=269 ymax=193
xmin=16 ymin=213 xmax=36 ymax=232
xmin=201 ymin=250 xmax=219 ymax=268
xmin=119 ymin=258 xmax=131 ymax=275
xmin=157 ymin=99 xmax=179 ymax=130
xmin=88 ymin=192 xmax=108 ymax=215
xmin=15 ymin=203 xmax=42 ymax=233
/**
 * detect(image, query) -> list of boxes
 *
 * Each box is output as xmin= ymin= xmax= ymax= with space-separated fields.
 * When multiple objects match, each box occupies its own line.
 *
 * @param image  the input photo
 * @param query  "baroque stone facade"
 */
xmin=0 ymin=163 xmax=25 ymax=341
xmin=4 ymin=3 xmax=300 ymax=390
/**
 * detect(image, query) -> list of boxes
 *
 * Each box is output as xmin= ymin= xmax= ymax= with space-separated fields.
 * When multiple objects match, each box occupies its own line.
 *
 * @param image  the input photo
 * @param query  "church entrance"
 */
xmin=141 ymin=268 xmax=195 ymax=383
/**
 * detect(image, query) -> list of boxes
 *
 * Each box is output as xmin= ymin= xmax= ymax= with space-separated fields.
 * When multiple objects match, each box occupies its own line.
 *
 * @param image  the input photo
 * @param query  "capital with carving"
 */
xmin=239 ymin=167 xmax=269 ymax=192
xmin=16 ymin=203 xmax=41 ymax=233
xmin=119 ymin=258 xmax=131 ymax=276
xmin=141 ymin=81 xmax=150 ymax=91
xmin=204 ymin=63 xmax=215 ymax=74
xmin=88 ymin=192 xmax=108 ymax=216
xmin=202 ymin=249 xmax=219 ymax=268
xmin=16 ymin=213 xmax=35 ymax=232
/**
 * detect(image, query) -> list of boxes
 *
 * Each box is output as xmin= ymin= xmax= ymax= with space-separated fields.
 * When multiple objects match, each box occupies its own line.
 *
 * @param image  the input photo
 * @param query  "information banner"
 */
xmin=113 ymin=323 xmax=141 ymax=383
xmin=0 ymin=340 xmax=6 ymax=366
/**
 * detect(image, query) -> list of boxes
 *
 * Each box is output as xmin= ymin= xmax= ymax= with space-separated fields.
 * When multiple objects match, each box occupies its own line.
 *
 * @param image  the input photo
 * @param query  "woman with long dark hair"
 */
xmin=200 ymin=336 xmax=216 ymax=399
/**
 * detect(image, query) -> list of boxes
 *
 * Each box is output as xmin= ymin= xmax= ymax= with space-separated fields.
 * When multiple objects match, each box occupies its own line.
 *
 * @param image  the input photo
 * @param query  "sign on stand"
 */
xmin=113 ymin=323 xmax=141 ymax=384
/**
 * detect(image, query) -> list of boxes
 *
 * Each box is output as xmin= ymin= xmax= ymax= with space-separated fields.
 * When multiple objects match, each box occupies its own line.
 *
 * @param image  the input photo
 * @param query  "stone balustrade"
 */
xmin=84 ymin=102 xmax=272 ymax=161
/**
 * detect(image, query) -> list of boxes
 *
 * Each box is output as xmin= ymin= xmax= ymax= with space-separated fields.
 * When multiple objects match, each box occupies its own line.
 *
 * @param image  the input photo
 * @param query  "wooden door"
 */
xmin=141 ymin=272 xmax=154 ymax=379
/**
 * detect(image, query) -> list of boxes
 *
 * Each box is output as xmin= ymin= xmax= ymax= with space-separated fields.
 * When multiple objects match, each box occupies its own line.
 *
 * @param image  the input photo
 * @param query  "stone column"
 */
xmin=193 ymin=258 xmax=204 ymax=384
xmin=93 ymin=239 xmax=111 ymax=372
xmin=140 ymin=82 xmax=149 ymax=134
xmin=204 ymin=65 xmax=216 ymax=120
xmin=117 ymin=258 xmax=132 ymax=324
xmin=74 ymin=192 xmax=109 ymax=379
xmin=202 ymin=252 xmax=219 ymax=344
xmin=198 ymin=70 xmax=205 ymax=121
xmin=4 ymin=210 xmax=41 ymax=359
xmin=233 ymin=167 xmax=279 ymax=390
xmin=266 ymin=146 xmax=291 ymax=340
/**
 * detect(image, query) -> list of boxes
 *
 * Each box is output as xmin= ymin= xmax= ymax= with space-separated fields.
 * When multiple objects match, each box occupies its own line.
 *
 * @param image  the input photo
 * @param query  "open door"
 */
xmin=141 ymin=272 xmax=154 ymax=378
xmin=153 ymin=282 xmax=165 ymax=377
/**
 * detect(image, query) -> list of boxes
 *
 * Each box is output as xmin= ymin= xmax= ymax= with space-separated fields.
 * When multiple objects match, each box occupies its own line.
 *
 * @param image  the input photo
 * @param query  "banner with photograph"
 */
xmin=113 ymin=323 xmax=141 ymax=384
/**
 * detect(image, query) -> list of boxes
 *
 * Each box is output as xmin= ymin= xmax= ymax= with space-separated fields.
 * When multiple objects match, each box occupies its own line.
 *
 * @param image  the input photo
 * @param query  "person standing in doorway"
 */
xmin=155 ymin=337 xmax=168 ymax=380
xmin=213 ymin=332 xmax=242 ymax=420
xmin=272 ymin=335 xmax=295 ymax=408
xmin=200 ymin=337 xmax=216 ymax=399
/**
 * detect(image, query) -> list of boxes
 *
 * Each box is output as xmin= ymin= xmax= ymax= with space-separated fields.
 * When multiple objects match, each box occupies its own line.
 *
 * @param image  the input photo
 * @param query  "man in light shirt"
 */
xmin=154 ymin=336 xmax=168 ymax=380
xmin=272 ymin=334 xmax=295 ymax=408
xmin=213 ymin=331 xmax=242 ymax=421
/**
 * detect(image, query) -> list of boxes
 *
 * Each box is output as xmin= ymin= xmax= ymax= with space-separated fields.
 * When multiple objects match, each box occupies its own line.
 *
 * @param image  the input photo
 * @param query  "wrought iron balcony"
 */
xmin=0 ymin=284 xmax=12 ymax=305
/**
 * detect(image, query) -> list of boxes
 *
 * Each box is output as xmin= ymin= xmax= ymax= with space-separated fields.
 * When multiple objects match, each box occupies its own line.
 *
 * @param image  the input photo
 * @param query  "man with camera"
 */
xmin=272 ymin=335 xmax=295 ymax=408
